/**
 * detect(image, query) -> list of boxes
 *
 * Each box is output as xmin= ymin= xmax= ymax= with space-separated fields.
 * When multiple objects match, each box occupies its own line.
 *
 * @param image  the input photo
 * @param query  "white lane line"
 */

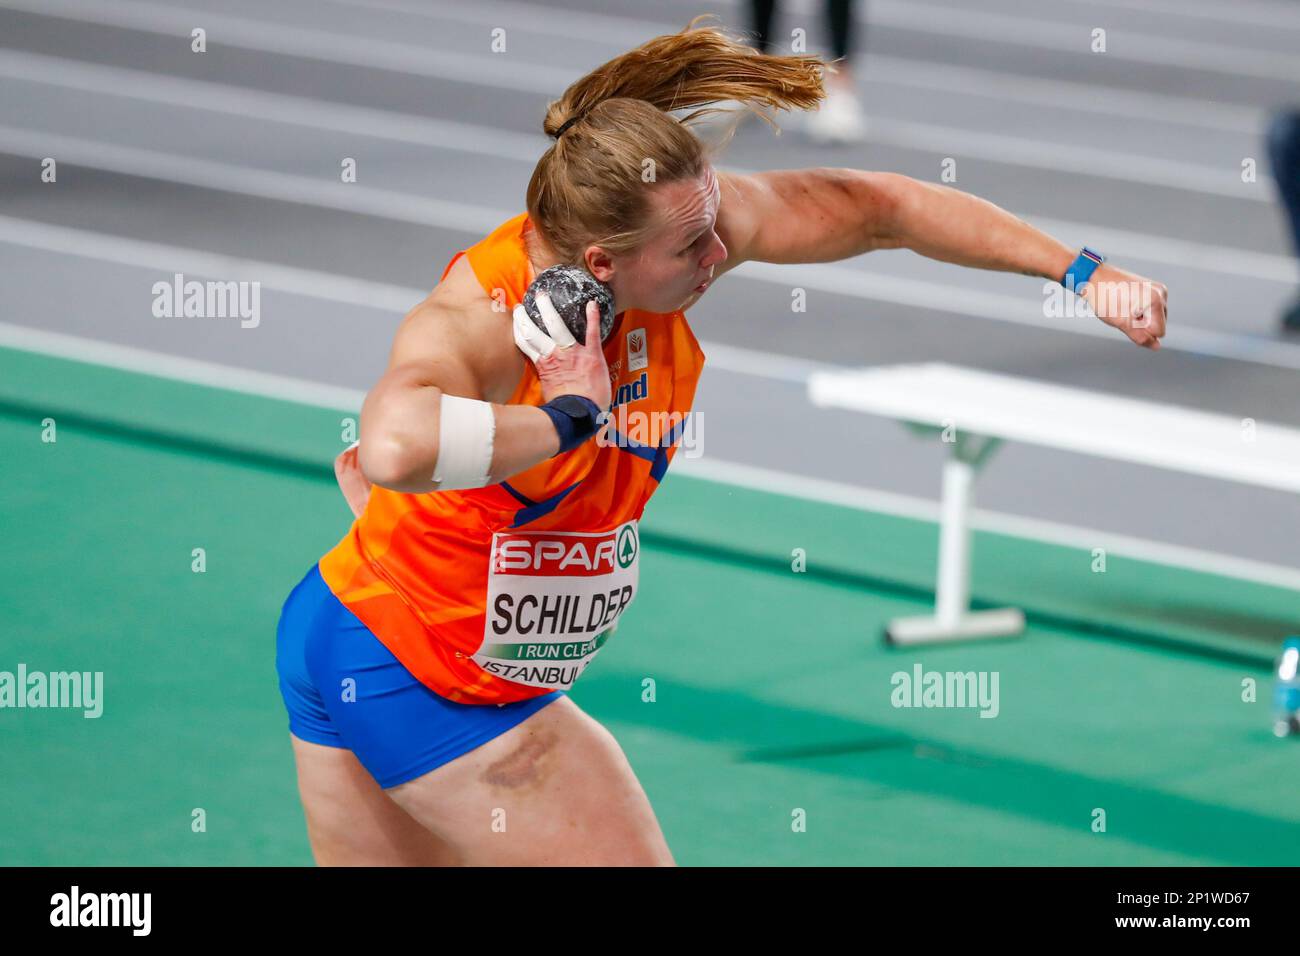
xmin=0 ymin=0 xmax=574 ymax=93
xmin=857 ymin=0 xmax=1300 ymax=31
xmin=5 ymin=205 xmax=1300 ymax=400
xmin=1106 ymin=0 xmax=1300 ymax=30
xmin=0 ymin=214 xmax=827 ymax=384
xmin=353 ymin=0 xmax=1300 ymax=82
xmin=0 ymin=49 xmax=543 ymax=164
xmin=0 ymin=124 xmax=515 ymax=231
xmin=0 ymin=322 xmax=369 ymax=410
xmin=817 ymin=0 xmax=1300 ymax=83
xmin=3 ymin=319 xmax=1298 ymax=591
xmin=331 ymin=0 xmax=1267 ymax=132
xmin=1 ymin=56 xmax=1292 ymax=283
xmin=7 ymin=211 xmax=1295 ymax=404
xmin=731 ymin=257 xmax=1300 ymax=369
xmin=0 ymin=0 xmax=1276 ymax=200
xmin=1017 ymin=213 xmax=1298 ymax=285
xmin=1050 ymin=0 xmax=1300 ymax=31
xmin=691 ymin=341 xmax=835 ymax=385
xmin=865 ymin=116 xmax=1266 ymax=203
xmin=860 ymin=54 xmax=1263 ymax=135
xmin=3 ymin=134 xmax=1300 ymax=373
xmin=669 ymin=456 xmax=1300 ymax=593
xmin=0 ymin=214 xmax=423 ymax=313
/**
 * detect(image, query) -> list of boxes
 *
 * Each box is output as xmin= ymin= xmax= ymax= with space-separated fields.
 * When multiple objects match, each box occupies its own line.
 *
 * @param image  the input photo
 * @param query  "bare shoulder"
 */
xmin=388 ymin=254 xmax=525 ymax=404
xmin=713 ymin=170 xmax=763 ymax=280
xmin=711 ymin=167 xmax=903 ymax=271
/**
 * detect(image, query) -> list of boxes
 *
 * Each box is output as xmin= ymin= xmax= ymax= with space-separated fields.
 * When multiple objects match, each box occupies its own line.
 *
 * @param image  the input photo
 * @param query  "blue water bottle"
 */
xmin=1273 ymin=637 xmax=1300 ymax=738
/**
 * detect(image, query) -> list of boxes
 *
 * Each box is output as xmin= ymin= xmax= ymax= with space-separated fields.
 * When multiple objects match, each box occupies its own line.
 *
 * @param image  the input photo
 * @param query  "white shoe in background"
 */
xmin=804 ymin=81 xmax=868 ymax=145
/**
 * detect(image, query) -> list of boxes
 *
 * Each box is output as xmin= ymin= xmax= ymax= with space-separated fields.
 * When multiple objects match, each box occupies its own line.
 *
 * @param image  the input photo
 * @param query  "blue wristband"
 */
xmin=1061 ymin=246 xmax=1105 ymax=293
xmin=540 ymin=394 xmax=604 ymax=455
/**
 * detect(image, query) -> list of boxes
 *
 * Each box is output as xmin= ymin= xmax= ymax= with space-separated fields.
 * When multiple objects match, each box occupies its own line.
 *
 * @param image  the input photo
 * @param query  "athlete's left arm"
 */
xmin=717 ymin=168 xmax=1167 ymax=349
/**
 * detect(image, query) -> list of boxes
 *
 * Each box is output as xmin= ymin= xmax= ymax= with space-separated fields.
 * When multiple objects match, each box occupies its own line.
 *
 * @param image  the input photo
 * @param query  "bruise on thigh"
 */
xmin=479 ymin=725 xmax=562 ymax=793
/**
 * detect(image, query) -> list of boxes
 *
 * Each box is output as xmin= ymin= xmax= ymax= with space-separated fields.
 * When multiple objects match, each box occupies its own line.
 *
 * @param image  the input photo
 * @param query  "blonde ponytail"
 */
xmin=526 ymin=14 xmax=829 ymax=265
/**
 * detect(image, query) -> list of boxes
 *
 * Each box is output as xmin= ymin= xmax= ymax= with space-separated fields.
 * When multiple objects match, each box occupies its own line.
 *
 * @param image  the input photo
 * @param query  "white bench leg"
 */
xmin=885 ymin=433 xmax=1025 ymax=646
xmin=936 ymin=455 xmax=974 ymax=628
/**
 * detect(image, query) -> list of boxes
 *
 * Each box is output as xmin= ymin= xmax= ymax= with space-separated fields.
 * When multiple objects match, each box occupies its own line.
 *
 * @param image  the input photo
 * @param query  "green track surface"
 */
xmin=3 ymin=346 xmax=1298 ymax=865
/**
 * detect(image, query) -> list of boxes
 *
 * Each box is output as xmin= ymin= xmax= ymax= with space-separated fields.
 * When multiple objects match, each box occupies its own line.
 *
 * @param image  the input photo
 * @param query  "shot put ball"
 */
xmin=522 ymin=265 xmax=616 ymax=344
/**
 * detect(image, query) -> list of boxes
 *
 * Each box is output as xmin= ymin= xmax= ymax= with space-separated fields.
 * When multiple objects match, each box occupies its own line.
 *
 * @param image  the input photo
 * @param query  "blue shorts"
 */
xmin=275 ymin=563 xmax=566 ymax=789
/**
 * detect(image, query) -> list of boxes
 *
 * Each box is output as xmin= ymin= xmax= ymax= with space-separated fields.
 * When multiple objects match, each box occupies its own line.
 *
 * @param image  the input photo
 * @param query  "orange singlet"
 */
xmin=318 ymin=213 xmax=706 ymax=704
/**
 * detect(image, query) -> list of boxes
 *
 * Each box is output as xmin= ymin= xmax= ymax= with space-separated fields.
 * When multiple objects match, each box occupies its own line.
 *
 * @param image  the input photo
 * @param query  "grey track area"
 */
xmin=2 ymin=0 xmax=1299 ymax=570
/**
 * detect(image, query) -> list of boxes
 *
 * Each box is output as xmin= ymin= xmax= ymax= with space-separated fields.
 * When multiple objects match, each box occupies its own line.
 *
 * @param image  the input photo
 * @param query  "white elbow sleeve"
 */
xmin=432 ymin=394 xmax=496 ymax=490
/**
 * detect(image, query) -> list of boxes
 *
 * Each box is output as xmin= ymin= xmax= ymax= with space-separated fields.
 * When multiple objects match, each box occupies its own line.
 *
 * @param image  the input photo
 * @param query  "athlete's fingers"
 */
xmin=513 ymin=304 xmax=552 ymax=361
xmin=583 ymin=300 xmax=600 ymax=348
xmin=1132 ymin=324 xmax=1159 ymax=349
xmin=1146 ymin=298 xmax=1167 ymax=340
xmin=1133 ymin=301 xmax=1164 ymax=348
xmin=333 ymin=440 xmax=372 ymax=518
xmin=509 ymin=306 xmax=546 ymax=361
xmin=536 ymin=292 xmax=578 ymax=349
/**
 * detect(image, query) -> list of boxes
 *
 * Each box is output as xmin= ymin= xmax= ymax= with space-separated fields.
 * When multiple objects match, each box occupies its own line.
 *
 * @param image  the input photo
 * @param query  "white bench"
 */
xmin=807 ymin=362 xmax=1300 ymax=646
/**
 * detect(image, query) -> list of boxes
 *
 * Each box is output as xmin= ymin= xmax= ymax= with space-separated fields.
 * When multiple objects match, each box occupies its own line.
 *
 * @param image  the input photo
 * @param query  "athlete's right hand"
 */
xmin=333 ymin=440 xmax=372 ymax=517
xmin=512 ymin=293 xmax=612 ymax=410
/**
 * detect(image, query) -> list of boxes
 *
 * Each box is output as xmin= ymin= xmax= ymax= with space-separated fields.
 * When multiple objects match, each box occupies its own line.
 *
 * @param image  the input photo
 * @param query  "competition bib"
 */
xmin=474 ymin=520 xmax=640 ymax=690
